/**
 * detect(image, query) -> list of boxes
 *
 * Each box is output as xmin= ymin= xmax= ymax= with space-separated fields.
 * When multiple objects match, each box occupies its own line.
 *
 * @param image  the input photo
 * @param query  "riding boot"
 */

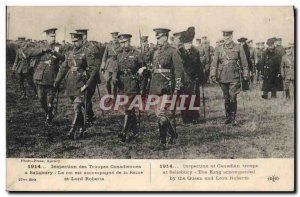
xmin=231 ymin=102 xmax=238 ymax=126
xmin=119 ymin=114 xmax=130 ymax=142
xmin=77 ymin=112 xmax=85 ymax=139
xmin=224 ymin=102 xmax=231 ymax=124
xmin=46 ymin=105 xmax=54 ymax=124
xmin=128 ymin=113 xmax=138 ymax=141
xmin=67 ymin=113 xmax=79 ymax=139
xmin=167 ymin=118 xmax=178 ymax=144
xmin=157 ymin=117 xmax=168 ymax=149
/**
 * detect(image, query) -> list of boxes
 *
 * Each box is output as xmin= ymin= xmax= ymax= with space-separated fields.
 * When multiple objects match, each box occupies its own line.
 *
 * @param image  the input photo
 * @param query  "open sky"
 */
xmin=7 ymin=6 xmax=294 ymax=46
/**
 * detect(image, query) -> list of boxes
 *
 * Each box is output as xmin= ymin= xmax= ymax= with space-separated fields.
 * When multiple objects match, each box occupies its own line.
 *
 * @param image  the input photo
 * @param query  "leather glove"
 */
xmin=137 ymin=67 xmax=146 ymax=76
xmin=53 ymin=81 xmax=59 ymax=88
xmin=81 ymin=85 xmax=88 ymax=92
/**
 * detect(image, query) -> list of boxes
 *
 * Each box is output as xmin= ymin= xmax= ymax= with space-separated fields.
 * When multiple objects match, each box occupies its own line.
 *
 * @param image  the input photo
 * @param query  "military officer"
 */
xmin=210 ymin=30 xmax=249 ymax=126
xmin=54 ymin=32 xmax=100 ymax=139
xmin=255 ymin=42 xmax=265 ymax=82
xmin=27 ymin=28 xmax=65 ymax=124
xmin=100 ymin=32 xmax=122 ymax=102
xmin=75 ymin=29 xmax=101 ymax=125
xmin=247 ymin=40 xmax=256 ymax=83
xmin=11 ymin=40 xmax=32 ymax=99
xmin=139 ymin=36 xmax=154 ymax=95
xmin=116 ymin=34 xmax=142 ymax=142
xmin=198 ymin=36 xmax=212 ymax=83
xmin=148 ymin=28 xmax=184 ymax=149
xmin=215 ymin=39 xmax=224 ymax=49
xmin=178 ymin=27 xmax=203 ymax=123
xmin=172 ymin=31 xmax=184 ymax=49
xmin=261 ymin=38 xmax=281 ymax=99
xmin=281 ymin=44 xmax=294 ymax=100
xmin=238 ymin=37 xmax=254 ymax=84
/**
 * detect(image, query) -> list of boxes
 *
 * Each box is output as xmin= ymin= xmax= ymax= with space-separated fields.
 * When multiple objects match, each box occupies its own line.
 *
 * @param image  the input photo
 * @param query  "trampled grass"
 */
xmin=6 ymin=68 xmax=294 ymax=159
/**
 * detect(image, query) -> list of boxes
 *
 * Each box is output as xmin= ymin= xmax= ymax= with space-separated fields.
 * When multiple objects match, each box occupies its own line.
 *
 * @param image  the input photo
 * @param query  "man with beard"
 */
xmin=210 ymin=30 xmax=249 ymax=126
xmin=27 ymin=28 xmax=65 ymax=124
xmin=116 ymin=34 xmax=142 ymax=142
xmin=261 ymin=38 xmax=281 ymax=99
xmin=54 ymin=32 xmax=100 ymax=139
xmin=74 ymin=29 xmax=101 ymax=125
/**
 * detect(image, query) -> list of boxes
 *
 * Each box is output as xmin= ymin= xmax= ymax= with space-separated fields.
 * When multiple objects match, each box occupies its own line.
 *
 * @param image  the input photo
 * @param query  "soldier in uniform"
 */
xmin=148 ymin=28 xmax=184 ymax=149
xmin=198 ymin=36 xmax=212 ymax=83
xmin=27 ymin=28 xmax=65 ymax=124
xmin=172 ymin=31 xmax=184 ymax=49
xmin=210 ymin=30 xmax=249 ymax=126
xmin=247 ymin=40 xmax=256 ymax=83
xmin=54 ymin=32 xmax=100 ymax=139
xmin=74 ymin=29 xmax=101 ymax=125
xmin=215 ymin=39 xmax=224 ymax=49
xmin=255 ymin=42 xmax=265 ymax=82
xmin=178 ymin=27 xmax=203 ymax=123
xmin=100 ymin=32 xmax=122 ymax=103
xmin=280 ymin=44 xmax=294 ymax=100
xmin=139 ymin=36 xmax=154 ymax=95
xmin=116 ymin=34 xmax=142 ymax=142
xmin=238 ymin=37 xmax=254 ymax=84
xmin=11 ymin=39 xmax=33 ymax=99
xmin=261 ymin=38 xmax=281 ymax=99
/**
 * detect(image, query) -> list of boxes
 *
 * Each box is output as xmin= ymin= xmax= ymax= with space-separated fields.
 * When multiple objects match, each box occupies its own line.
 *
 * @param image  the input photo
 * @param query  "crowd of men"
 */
xmin=7 ymin=26 xmax=294 ymax=149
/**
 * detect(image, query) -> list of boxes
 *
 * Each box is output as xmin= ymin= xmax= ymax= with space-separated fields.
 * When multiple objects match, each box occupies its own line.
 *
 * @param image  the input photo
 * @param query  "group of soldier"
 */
xmin=7 ymin=26 xmax=294 ymax=149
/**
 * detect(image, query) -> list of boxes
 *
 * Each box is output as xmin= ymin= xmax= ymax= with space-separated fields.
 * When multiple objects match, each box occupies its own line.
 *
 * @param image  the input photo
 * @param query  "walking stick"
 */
xmin=239 ymin=73 xmax=246 ymax=112
xmin=54 ymin=86 xmax=59 ymax=115
xmin=83 ymin=89 xmax=88 ymax=130
xmin=201 ymin=84 xmax=206 ymax=120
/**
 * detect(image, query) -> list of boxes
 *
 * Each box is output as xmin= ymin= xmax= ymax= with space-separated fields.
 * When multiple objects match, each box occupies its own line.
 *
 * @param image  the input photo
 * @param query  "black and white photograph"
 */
xmin=5 ymin=6 xmax=295 ymax=192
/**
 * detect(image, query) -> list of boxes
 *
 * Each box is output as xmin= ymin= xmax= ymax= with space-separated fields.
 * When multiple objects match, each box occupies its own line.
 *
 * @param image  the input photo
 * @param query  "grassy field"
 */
xmin=6 ymin=68 xmax=294 ymax=159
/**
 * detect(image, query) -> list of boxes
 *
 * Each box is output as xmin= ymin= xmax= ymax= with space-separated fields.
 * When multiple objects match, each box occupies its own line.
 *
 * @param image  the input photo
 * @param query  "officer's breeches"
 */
xmin=219 ymin=81 xmax=241 ymax=103
xmin=104 ymin=71 xmax=118 ymax=94
xmin=86 ymin=84 xmax=96 ymax=118
xmin=36 ymin=84 xmax=56 ymax=112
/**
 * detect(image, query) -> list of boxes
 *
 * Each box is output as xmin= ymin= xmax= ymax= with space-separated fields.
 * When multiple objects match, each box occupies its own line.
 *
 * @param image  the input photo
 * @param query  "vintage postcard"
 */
xmin=6 ymin=6 xmax=295 ymax=192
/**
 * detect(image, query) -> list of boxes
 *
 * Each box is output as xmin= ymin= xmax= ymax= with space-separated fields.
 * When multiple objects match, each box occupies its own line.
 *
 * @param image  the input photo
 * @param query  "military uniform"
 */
xmin=281 ymin=46 xmax=294 ymax=99
xmin=100 ymin=32 xmax=122 ymax=98
xmin=149 ymin=28 xmax=184 ymax=148
xmin=54 ymin=32 xmax=100 ymax=139
xmin=248 ymin=41 xmax=256 ymax=83
xmin=198 ymin=39 xmax=212 ymax=83
xmin=139 ymin=36 xmax=154 ymax=95
xmin=255 ymin=42 xmax=265 ymax=82
xmin=210 ymin=31 xmax=248 ymax=125
xmin=12 ymin=42 xmax=34 ymax=99
xmin=261 ymin=38 xmax=281 ymax=99
xmin=75 ymin=29 xmax=102 ymax=124
xmin=116 ymin=34 xmax=142 ymax=142
xmin=27 ymin=28 xmax=65 ymax=123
